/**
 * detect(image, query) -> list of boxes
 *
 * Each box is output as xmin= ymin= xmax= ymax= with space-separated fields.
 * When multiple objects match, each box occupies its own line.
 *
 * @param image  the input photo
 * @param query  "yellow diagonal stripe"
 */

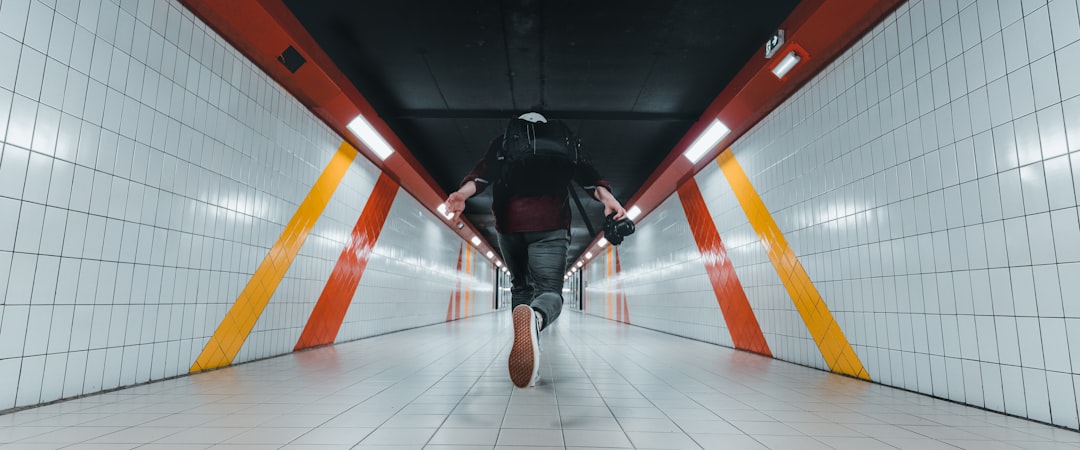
xmin=717 ymin=150 xmax=869 ymax=380
xmin=191 ymin=142 xmax=358 ymax=373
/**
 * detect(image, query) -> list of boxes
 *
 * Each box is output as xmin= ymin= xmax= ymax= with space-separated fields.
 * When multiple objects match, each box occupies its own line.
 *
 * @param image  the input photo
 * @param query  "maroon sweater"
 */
xmin=461 ymin=137 xmax=612 ymax=233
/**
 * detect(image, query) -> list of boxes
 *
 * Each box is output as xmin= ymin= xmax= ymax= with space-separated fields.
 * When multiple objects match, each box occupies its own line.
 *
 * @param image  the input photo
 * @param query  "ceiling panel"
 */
xmin=282 ymin=0 xmax=802 ymax=267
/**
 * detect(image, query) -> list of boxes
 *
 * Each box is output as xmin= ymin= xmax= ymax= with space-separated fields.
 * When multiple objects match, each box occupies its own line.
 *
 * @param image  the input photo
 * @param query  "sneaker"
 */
xmin=509 ymin=305 xmax=541 ymax=387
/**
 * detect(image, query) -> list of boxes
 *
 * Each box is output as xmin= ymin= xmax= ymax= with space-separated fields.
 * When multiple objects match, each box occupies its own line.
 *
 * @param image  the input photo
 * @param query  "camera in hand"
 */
xmin=603 ymin=213 xmax=635 ymax=245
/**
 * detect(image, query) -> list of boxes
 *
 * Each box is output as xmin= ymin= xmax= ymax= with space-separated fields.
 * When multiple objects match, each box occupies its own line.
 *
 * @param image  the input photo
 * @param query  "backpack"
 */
xmin=499 ymin=117 xmax=581 ymax=166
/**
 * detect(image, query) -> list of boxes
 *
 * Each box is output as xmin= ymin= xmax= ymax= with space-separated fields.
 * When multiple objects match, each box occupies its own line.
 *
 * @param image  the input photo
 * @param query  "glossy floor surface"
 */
xmin=0 ymin=311 xmax=1077 ymax=449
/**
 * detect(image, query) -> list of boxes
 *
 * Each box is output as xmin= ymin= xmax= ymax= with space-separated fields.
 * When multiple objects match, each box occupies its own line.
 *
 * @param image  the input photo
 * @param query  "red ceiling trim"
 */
xmin=583 ymin=0 xmax=905 ymax=259
xmin=177 ymin=0 xmax=500 ymax=261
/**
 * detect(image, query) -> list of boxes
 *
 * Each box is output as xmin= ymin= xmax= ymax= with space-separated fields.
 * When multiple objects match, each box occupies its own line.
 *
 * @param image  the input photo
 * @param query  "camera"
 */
xmin=603 ymin=213 xmax=635 ymax=245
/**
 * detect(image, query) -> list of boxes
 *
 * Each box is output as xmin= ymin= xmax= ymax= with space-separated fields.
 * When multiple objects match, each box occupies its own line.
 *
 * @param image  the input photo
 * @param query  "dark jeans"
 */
xmin=498 ymin=229 xmax=570 ymax=329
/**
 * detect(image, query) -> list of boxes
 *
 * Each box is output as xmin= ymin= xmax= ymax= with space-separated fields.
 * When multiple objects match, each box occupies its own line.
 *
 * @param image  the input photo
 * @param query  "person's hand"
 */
xmin=594 ymin=186 xmax=626 ymax=220
xmin=603 ymin=200 xmax=626 ymax=221
xmin=444 ymin=191 xmax=468 ymax=217
xmin=443 ymin=181 xmax=478 ymax=218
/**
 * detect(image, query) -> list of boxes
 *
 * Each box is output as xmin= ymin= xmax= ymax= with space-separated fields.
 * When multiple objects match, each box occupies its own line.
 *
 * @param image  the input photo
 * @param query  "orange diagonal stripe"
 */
xmin=294 ymin=173 xmax=399 ymax=351
xmin=717 ymin=150 xmax=868 ymax=380
xmin=191 ymin=142 xmax=358 ymax=372
xmin=678 ymin=177 xmax=771 ymax=356
xmin=447 ymin=244 xmax=464 ymax=322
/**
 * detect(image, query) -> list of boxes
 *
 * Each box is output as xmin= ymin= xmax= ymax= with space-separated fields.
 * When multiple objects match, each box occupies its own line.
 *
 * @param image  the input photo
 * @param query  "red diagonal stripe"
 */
xmin=678 ymin=178 xmax=771 ymax=356
xmin=295 ymin=173 xmax=399 ymax=351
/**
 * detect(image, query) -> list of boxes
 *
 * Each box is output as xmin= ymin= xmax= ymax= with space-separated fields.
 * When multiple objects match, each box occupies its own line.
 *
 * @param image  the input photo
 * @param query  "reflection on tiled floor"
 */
xmin=0 ymin=311 xmax=1077 ymax=449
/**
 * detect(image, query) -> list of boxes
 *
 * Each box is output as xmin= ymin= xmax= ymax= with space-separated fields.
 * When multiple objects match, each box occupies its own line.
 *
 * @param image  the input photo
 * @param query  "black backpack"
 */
xmin=499 ymin=117 xmax=580 ymax=166
xmin=496 ymin=116 xmax=609 ymax=238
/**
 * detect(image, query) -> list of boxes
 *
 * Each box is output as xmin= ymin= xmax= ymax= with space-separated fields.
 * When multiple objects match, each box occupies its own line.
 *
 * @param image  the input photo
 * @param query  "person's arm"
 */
xmin=574 ymin=160 xmax=627 ymax=220
xmin=444 ymin=137 xmax=500 ymax=217
xmin=445 ymin=181 xmax=478 ymax=217
xmin=592 ymin=185 xmax=626 ymax=220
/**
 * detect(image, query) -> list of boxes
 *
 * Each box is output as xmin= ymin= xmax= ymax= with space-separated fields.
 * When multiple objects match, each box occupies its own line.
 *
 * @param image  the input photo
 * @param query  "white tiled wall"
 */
xmin=593 ymin=0 xmax=1080 ymax=430
xmin=583 ymin=197 xmax=737 ymax=348
xmin=697 ymin=161 xmax=829 ymax=371
xmin=237 ymin=154 xmax=380 ymax=365
xmin=341 ymin=192 xmax=496 ymax=341
xmin=0 ymin=0 xmax=491 ymax=412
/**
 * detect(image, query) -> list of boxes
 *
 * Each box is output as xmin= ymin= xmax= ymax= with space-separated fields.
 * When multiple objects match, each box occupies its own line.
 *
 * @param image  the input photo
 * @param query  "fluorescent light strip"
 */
xmin=346 ymin=115 xmax=395 ymax=160
xmin=626 ymin=206 xmax=642 ymax=221
xmin=470 ymin=236 xmax=481 ymax=246
xmin=436 ymin=203 xmax=454 ymax=220
xmin=597 ymin=237 xmax=609 ymax=248
xmin=771 ymin=51 xmax=801 ymax=79
xmin=683 ymin=119 xmax=730 ymax=163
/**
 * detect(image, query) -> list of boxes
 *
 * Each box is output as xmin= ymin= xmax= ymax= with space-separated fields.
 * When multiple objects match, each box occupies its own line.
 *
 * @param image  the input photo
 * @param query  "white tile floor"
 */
xmin=0 ymin=310 xmax=1077 ymax=449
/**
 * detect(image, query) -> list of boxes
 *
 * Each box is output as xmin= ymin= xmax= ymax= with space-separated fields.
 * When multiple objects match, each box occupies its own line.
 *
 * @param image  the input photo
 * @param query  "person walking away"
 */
xmin=443 ymin=112 xmax=626 ymax=387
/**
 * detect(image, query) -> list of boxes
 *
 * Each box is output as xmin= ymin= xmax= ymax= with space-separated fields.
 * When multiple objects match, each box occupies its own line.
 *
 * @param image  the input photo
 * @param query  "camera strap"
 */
xmin=567 ymin=185 xmax=597 ymax=237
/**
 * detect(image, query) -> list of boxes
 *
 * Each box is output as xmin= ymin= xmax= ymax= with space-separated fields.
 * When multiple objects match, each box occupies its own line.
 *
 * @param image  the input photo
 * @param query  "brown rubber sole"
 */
xmin=508 ymin=305 xmax=536 ymax=388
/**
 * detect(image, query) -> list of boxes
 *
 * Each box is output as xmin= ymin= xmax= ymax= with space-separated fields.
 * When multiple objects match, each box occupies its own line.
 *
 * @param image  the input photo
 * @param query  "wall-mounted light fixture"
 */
xmin=436 ymin=203 xmax=453 ymax=220
xmin=597 ymin=237 xmax=609 ymax=248
xmin=683 ymin=119 xmax=730 ymax=164
xmin=346 ymin=114 xmax=394 ymax=160
xmin=470 ymin=236 xmax=481 ymax=246
xmin=626 ymin=206 xmax=642 ymax=221
xmin=771 ymin=51 xmax=802 ymax=79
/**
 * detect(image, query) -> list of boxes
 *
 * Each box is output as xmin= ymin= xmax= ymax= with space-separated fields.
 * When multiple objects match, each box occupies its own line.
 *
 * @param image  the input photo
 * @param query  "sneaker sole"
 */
xmin=508 ymin=305 xmax=536 ymax=388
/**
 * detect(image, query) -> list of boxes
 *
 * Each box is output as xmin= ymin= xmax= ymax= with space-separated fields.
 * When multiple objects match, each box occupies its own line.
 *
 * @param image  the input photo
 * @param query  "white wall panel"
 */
xmin=750 ymin=0 xmax=1080 ymax=428
xmin=585 ymin=196 xmax=728 ymax=346
xmin=0 ymin=0 xmax=493 ymax=412
xmin=235 ymin=158 xmax=380 ymax=365
xmin=341 ymin=192 xmax=495 ymax=341
xmin=585 ymin=0 xmax=1080 ymax=430
xmin=700 ymin=159 xmax=827 ymax=370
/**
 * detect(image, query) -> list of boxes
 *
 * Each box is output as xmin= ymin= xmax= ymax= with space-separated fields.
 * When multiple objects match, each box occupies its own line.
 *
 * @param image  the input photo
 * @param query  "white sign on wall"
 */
xmin=765 ymin=29 xmax=785 ymax=59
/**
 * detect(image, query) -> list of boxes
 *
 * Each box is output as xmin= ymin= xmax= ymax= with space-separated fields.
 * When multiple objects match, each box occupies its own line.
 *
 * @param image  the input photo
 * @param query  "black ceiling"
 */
xmin=281 ymin=0 xmax=802 ymax=268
